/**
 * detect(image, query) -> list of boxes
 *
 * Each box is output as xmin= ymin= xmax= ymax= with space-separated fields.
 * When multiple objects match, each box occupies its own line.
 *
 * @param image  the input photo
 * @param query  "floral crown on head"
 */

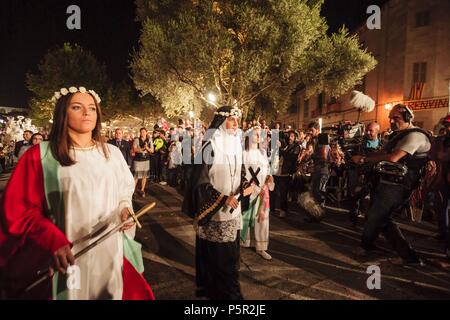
xmin=50 ymin=87 xmax=101 ymax=104
xmin=214 ymin=107 xmax=242 ymax=118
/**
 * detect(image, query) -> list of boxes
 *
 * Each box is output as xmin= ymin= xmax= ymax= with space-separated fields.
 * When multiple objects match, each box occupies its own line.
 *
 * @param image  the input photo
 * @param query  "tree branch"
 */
xmin=167 ymin=59 xmax=206 ymax=99
xmin=239 ymin=80 xmax=277 ymax=106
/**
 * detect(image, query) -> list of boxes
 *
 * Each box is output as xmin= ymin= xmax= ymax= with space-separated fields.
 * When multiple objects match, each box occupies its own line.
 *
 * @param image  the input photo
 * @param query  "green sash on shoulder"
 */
xmin=39 ymin=142 xmax=67 ymax=300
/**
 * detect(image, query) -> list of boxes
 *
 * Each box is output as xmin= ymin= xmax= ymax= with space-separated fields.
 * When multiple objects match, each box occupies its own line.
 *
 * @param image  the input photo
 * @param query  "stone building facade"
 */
xmin=280 ymin=0 xmax=450 ymax=132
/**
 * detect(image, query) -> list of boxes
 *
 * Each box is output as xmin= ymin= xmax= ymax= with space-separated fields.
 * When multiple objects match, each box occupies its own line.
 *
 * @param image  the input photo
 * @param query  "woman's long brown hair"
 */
xmin=48 ymin=92 xmax=109 ymax=166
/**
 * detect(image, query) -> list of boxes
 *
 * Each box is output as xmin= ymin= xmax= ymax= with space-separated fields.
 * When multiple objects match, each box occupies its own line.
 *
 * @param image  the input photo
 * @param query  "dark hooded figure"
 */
xmin=182 ymin=105 xmax=253 ymax=300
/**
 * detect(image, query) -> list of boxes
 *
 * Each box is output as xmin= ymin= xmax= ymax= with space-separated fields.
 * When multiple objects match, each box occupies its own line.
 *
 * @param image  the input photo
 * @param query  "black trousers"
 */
xmin=196 ymin=232 xmax=243 ymax=300
xmin=0 ymin=158 xmax=5 ymax=172
xmin=167 ymin=168 xmax=178 ymax=186
xmin=270 ymin=176 xmax=280 ymax=211
xmin=278 ymin=175 xmax=297 ymax=212
xmin=361 ymin=182 xmax=418 ymax=260
xmin=440 ymin=185 xmax=450 ymax=251
xmin=181 ymin=164 xmax=193 ymax=191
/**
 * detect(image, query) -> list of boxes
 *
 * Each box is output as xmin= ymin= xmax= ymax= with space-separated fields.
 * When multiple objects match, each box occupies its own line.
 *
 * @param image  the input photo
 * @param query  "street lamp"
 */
xmin=207 ymin=92 xmax=217 ymax=103
xmin=188 ymin=110 xmax=196 ymax=130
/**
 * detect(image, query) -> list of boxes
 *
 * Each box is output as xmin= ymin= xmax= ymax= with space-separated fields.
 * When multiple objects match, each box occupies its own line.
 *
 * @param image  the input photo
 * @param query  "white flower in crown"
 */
xmin=51 ymin=87 xmax=101 ymax=104
xmin=230 ymin=108 xmax=242 ymax=117
xmin=214 ymin=109 xmax=241 ymax=117
xmin=88 ymin=90 xmax=101 ymax=103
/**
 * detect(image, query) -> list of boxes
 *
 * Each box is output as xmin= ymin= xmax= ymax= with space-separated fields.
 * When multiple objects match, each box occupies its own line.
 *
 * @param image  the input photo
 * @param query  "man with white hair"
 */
xmin=364 ymin=122 xmax=381 ymax=150
xmin=348 ymin=121 xmax=382 ymax=226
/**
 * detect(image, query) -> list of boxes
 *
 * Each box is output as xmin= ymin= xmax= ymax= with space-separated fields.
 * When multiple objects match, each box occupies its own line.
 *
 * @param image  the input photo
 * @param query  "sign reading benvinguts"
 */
xmin=406 ymin=98 xmax=449 ymax=111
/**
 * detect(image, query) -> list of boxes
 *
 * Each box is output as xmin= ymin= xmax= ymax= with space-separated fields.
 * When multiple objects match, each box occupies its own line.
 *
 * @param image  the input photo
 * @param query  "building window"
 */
xmin=413 ymin=62 xmax=427 ymax=83
xmin=288 ymin=103 xmax=297 ymax=114
xmin=355 ymin=75 xmax=366 ymax=93
xmin=304 ymin=99 xmax=309 ymax=119
xmin=317 ymin=93 xmax=323 ymax=115
xmin=415 ymin=11 xmax=430 ymax=27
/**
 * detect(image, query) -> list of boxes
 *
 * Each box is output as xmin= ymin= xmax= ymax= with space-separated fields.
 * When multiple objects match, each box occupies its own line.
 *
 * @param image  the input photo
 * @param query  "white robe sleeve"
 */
xmin=111 ymin=145 xmax=136 ymax=239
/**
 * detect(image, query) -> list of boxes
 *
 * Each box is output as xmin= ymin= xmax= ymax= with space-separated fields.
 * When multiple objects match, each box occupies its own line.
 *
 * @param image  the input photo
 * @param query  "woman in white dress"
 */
xmin=241 ymin=127 xmax=274 ymax=260
xmin=0 ymin=87 xmax=153 ymax=300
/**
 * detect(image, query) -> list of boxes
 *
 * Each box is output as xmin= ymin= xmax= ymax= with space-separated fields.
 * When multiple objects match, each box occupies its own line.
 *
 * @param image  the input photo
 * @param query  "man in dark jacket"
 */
xmin=14 ymin=130 xmax=33 ymax=158
xmin=107 ymin=128 xmax=132 ymax=166
xmin=278 ymin=130 xmax=301 ymax=217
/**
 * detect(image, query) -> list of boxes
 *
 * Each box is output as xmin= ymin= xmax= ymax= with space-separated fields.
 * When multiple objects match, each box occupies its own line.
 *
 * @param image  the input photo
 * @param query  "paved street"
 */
xmin=132 ymin=182 xmax=450 ymax=300
xmin=1 ymin=171 xmax=450 ymax=300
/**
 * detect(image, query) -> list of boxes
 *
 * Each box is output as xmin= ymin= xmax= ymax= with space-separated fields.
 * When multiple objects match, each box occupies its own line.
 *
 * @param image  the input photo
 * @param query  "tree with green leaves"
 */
xmin=132 ymin=0 xmax=377 ymax=119
xmin=26 ymin=43 xmax=109 ymax=123
xmin=102 ymin=82 xmax=163 ymax=125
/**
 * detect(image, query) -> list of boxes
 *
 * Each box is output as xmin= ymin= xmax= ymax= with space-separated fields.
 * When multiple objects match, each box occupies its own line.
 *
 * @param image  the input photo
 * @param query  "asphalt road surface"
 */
xmin=133 ymin=182 xmax=450 ymax=300
xmin=1 ymin=171 xmax=450 ymax=300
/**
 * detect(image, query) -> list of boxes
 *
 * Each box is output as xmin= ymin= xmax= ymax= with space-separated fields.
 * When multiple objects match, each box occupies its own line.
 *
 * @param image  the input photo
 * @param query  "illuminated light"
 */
xmin=188 ymin=111 xmax=195 ymax=119
xmin=207 ymin=93 xmax=217 ymax=103
xmin=384 ymin=103 xmax=392 ymax=111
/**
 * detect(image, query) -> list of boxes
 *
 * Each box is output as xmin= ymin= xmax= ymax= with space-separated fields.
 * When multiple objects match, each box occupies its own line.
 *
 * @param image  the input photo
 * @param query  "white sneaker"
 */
xmin=257 ymin=250 xmax=272 ymax=260
xmin=159 ymin=181 xmax=167 ymax=185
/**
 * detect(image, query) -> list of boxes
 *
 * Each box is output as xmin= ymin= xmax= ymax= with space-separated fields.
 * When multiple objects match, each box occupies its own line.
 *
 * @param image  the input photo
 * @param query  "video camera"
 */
xmin=320 ymin=121 xmax=365 ymax=156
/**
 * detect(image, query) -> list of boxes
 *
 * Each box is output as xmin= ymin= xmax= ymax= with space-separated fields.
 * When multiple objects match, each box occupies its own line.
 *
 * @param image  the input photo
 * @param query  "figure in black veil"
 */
xmin=182 ymin=105 xmax=253 ymax=300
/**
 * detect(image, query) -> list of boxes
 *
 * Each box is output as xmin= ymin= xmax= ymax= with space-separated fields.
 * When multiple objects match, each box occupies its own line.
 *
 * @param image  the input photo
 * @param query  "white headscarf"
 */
xmin=207 ymin=117 xmax=243 ymax=222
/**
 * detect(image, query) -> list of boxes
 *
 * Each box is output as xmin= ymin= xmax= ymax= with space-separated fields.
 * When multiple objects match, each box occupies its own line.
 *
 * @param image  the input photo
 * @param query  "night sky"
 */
xmin=0 ymin=0 xmax=388 ymax=108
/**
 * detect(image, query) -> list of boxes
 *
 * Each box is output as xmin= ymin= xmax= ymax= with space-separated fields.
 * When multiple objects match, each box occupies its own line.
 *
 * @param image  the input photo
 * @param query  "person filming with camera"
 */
xmin=351 ymin=104 xmax=431 ymax=265
xmin=302 ymin=121 xmax=330 ymax=223
xmin=347 ymin=121 xmax=381 ymax=225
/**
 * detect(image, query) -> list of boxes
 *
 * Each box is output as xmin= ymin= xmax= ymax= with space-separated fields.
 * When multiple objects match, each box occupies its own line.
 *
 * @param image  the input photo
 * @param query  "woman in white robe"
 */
xmin=241 ymin=127 xmax=274 ymax=260
xmin=0 ymin=88 xmax=153 ymax=300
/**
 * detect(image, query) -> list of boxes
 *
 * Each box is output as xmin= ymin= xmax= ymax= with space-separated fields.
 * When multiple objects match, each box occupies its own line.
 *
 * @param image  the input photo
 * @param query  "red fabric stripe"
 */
xmin=122 ymin=257 xmax=155 ymax=300
xmin=0 ymin=145 xmax=70 ymax=262
xmin=0 ymin=145 xmax=70 ymax=299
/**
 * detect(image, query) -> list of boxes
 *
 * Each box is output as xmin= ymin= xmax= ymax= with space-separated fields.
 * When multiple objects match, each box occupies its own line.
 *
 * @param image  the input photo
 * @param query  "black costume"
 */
xmin=182 ymin=106 xmax=248 ymax=300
